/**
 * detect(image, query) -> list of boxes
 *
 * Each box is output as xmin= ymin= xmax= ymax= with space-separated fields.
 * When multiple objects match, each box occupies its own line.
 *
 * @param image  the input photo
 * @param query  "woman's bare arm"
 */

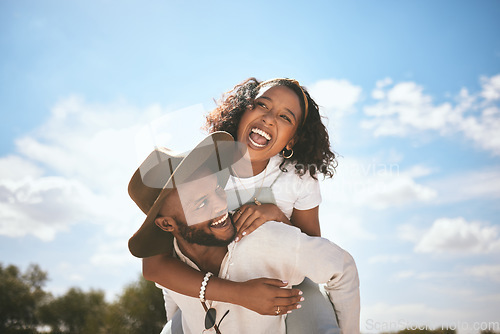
xmin=290 ymin=206 xmax=321 ymax=237
xmin=142 ymin=253 xmax=303 ymax=315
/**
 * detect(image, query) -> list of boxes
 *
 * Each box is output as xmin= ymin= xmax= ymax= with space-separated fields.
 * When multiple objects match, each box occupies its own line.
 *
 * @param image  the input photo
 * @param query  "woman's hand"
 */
xmin=233 ymin=203 xmax=290 ymax=241
xmin=233 ymin=278 xmax=303 ymax=315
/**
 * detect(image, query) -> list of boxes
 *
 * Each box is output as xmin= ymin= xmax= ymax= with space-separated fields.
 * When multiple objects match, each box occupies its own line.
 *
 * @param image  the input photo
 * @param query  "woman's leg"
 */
xmin=286 ymin=277 xmax=340 ymax=334
xmin=159 ymin=310 xmax=184 ymax=334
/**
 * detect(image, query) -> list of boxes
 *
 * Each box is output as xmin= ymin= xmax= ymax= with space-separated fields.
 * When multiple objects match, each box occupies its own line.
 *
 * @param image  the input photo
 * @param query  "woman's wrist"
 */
xmin=204 ymin=277 xmax=242 ymax=304
xmin=275 ymin=208 xmax=291 ymax=225
xmin=265 ymin=203 xmax=290 ymax=224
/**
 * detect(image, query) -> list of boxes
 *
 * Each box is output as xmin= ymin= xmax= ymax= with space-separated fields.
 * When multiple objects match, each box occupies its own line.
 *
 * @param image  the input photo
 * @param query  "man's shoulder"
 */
xmin=233 ymin=222 xmax=302 ymax=268
xmin=246 ymin=221 xmax=301 ymax=244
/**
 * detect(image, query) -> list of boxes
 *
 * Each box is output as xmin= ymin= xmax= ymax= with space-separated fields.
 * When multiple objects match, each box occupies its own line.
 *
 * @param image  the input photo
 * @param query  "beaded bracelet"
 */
xmin=199 ymin=272 xmax=213 ymax=302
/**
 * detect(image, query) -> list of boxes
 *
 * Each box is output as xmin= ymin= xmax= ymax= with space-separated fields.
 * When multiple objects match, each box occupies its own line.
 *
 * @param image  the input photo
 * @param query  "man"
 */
xmin=128 ymin=132 xmax=360 ymax=334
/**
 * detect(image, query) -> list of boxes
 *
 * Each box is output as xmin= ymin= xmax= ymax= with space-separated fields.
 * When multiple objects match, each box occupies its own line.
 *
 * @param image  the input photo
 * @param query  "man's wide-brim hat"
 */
xmin=128 ymin=131 xmax=241 ymax=258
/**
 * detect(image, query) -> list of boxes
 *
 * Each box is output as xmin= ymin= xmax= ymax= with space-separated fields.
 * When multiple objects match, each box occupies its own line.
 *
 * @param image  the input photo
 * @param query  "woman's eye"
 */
xmin=257 ymin=102 xmax=268 ymax=109
xmin=280 ymin=114 xmax=292 ymax=123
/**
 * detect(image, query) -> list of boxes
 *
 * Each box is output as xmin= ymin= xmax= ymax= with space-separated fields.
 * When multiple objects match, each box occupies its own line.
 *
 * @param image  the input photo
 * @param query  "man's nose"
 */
xmin=213 ymin=189 xmax=228 ymax=214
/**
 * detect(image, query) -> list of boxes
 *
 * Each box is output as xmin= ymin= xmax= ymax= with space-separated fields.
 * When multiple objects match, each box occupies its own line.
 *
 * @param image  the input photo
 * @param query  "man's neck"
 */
xmin=175 ymin=238 xmax=228 ymax=275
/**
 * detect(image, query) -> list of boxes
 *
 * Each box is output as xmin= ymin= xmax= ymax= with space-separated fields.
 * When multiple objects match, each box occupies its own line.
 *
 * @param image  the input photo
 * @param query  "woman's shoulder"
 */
xmin=268 ymin=155 xmax=319 ymax=184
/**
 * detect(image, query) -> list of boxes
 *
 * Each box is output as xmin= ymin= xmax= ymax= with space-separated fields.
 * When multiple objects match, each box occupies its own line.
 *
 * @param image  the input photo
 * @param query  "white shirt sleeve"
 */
xmin=155 ymin=283 xmax=179 ymax=322
xmin=293 ymin=173 xmax=322 ymax=211
xmin=292 ymin=232 xmax=360 ymax=334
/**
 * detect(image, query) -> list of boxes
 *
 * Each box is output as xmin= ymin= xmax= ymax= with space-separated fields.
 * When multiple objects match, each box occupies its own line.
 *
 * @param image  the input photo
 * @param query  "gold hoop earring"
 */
xmin=283 ymin=148 xmax=294 ymax=159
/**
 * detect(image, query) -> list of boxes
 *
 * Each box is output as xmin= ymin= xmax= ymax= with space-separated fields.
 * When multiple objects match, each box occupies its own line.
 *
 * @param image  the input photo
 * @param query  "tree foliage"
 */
xmin=103 ymin=276 xmax=166 ymax=334
xmin=0 ymin=263 xmax=48 ymax=333
xmin=0 ymin=263 xmax=166 ymax=333
xmin=396 ymin=329 xmax=456 ymax=334
xmin=6 ymin=262 xmax=496 ymax=334
xmin=38 ymin=287 xmax=107 ymax=334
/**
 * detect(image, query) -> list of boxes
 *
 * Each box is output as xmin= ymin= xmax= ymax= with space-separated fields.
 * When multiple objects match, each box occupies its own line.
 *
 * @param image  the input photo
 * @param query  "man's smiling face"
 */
xmin=158 ymin=167 xmax=236 ymax=246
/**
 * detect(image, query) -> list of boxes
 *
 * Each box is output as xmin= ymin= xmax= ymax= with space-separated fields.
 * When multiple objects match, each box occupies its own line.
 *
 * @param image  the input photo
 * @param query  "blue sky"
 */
xmin=1 ymin=1 xmax=499 ymax=333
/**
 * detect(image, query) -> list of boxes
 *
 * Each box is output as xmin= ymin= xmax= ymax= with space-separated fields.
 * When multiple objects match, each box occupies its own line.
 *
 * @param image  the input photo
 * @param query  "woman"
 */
xmin=144 ymin=77 xmax=339 ymax=332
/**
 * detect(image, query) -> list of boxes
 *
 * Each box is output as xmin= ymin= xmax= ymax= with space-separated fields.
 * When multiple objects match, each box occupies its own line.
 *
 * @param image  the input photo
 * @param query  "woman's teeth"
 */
xmin=249 ymin=136 xmax=266 ymax=148
xmin=251 ymin=127 xmax=271 ymax=140
xmin=249 ymin=127 xmax=271 ymax=147
xmin=211 ymin=212 xmax=228 ymax=227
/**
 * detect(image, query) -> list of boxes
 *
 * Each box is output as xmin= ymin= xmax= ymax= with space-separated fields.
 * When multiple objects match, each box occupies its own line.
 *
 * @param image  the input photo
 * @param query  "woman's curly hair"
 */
xmin=204 ymin=77 xmax=337 ymax=179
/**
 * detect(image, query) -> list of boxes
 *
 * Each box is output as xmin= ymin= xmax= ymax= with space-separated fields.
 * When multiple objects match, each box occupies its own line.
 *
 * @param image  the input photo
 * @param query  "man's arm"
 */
xmin=323 ymin=250 xmax=360 ymax=334
xmin=293 ymin=231 xmax=360 ymax=334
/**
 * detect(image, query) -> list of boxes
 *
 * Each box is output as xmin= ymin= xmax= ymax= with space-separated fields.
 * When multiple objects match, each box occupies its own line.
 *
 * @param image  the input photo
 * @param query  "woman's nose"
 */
xmin=261 ymin=110 xmax=275 ymax=126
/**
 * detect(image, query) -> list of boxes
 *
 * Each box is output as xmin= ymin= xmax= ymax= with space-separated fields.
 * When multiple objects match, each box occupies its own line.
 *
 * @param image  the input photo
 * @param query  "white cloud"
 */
xmin=362 ymin=302 xmax=468 ymax=333
xmin=415 ymin=217 xmax=500 ymax=254
xmin=0 ymin=176 xmax=99 ymax=241
xmin=319 ymin=156 xmax=437 ymax=246
xmin=458 ymin=106 xmax=500 ymax=154
xmin=397 ymin=223 xmax=424 ymax=243
xmin=363 ymin=301 xmax=500 ymax=334
xmin=89 ymin=237 xmax=137 ymax=268
xmin=308 ymin=79 xmax=362 ymax=114
xmin=480 ymin=74 xmax=500 ymax=100
xmin=362 ymin=74 xmax=500 ymax=155
xmin=368 ymin=254 xmax=409 ymax=264
xmin=320 ymin=210 xmax=376 ymax=247
xmin=0 ymin=96 xmax=208 ymax=245
xmin=463 ymin=264 xmax=500 ymax=283
xmin=376 ymin=77 xmax=393 ymax=89
xmin=428 ymin=167 xmax=500 ymax=204
xmin=372 ymin=78 xmax=393 ymax=100
xmin=322 ymin=157 xmax=437 ymax=210
xmin=0 ymin=155 xmax=44 ymax=181
xmin=363 ymin=81 xmax=457 ymax=135
xmin=393 ymin=270 xmax=415 ymax=280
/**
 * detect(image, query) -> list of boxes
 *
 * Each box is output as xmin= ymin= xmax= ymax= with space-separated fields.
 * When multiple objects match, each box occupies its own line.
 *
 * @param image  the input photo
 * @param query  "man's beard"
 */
xmin=176 ymin=214 xmax=236 ymax=247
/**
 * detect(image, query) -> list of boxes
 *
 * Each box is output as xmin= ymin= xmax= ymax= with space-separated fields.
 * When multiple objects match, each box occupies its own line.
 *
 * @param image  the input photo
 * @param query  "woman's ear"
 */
xmin=286 ymin=138 xmax=297 ymax=150
xmin=155 ymin=216 xmax=176 ymax=232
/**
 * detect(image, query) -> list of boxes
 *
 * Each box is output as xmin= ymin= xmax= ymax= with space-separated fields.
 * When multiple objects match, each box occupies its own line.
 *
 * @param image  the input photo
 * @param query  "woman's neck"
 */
xmin=232 ymin=152 xmax=270 ymax=177
xmin=251 ymin=159 xmax=270 ymax=176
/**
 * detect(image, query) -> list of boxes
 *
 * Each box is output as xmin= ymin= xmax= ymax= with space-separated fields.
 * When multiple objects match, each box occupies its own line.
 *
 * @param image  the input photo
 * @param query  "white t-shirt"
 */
xmin=225 ymin=155 xmax=322 ymax=218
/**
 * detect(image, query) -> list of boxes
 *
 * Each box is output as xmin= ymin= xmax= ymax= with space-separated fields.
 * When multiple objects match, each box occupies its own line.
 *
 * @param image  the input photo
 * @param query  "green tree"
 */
xmin=38 ymin=287 xmax=107 ymax=334
xmin=399 ymin=329 xmax=455 ymax=334
xmin=103 ymin=275 xmax=166 ymax=334
xmin=0 ymin=263 xmax=48 ymax=333
xmin=382 ymin=328 xmax=456 ymax=334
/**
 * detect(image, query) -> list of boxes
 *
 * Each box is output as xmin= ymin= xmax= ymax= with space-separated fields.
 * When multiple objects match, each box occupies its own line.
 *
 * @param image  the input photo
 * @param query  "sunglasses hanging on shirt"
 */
xmin=201 ymin=302 xmax=229 ymax=334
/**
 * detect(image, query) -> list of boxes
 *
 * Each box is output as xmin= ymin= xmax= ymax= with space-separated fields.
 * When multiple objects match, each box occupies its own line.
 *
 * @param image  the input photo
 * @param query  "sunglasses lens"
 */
xmin=204 ymin=308 xmax=217 ymax=329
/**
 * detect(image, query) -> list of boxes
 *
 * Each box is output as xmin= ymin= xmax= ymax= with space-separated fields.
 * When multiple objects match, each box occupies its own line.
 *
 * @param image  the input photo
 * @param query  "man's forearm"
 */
xmin=325 ymin=251 xmax=360 ymax=334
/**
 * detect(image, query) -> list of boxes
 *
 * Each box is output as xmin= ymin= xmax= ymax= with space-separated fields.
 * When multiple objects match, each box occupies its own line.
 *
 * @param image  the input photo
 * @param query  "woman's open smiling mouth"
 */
xmin=249 ymin=127 xmax=272 ymax=148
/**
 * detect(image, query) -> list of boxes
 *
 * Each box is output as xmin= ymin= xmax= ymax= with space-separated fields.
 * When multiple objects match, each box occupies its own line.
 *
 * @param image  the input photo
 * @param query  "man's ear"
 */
xmin=155 ymin=216 xmax=176 ymax=232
